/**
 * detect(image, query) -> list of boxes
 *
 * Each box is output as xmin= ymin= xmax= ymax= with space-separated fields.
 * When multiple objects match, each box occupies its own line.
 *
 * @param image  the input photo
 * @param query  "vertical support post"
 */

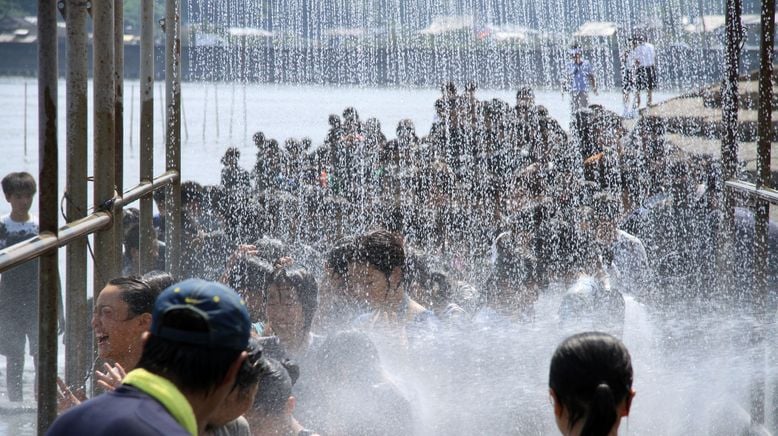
xmin=64 ymin=0 xmax=90 ymax=397
xmin=753 ymin=0 xmax=775 ymax=428
xmin=114 ymin=0 xmax=125 ymax=276
xmin=139 ymin=0 xmax=156 ymax=274
xmin=93 ymin=0 xmax=117 ymax=288
xmin=755 ymin=0 xmax=774 ymax=308
xmin=37 ymin=0 xmax=59 ymax=431
xmin=165 ymin=0 xmax=182 ymax=278
xmin=718 ymin=0 xmax=742 ymax=293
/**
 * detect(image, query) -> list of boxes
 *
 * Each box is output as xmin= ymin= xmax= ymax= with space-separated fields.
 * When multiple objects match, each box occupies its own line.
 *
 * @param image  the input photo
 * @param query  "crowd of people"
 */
xmin=0 ymin=73 xmax=775 ymax=434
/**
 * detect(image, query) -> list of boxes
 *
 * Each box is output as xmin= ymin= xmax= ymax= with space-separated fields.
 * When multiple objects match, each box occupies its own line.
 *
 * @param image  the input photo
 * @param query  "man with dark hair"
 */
xmin=48 ymin=279 xmax=250 ymax=435
xmin=346 ymin=230 xmax=432 ymax=329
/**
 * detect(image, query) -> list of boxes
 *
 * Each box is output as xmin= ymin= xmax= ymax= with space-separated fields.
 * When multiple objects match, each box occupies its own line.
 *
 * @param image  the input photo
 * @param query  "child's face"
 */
xmin=5 ymin=192 xmax=34 ymax=214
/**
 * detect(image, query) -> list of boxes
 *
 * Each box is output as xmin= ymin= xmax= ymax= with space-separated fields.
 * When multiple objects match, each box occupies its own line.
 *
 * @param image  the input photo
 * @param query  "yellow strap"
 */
xmin=123 ymin=368 xmax=198 ymax=436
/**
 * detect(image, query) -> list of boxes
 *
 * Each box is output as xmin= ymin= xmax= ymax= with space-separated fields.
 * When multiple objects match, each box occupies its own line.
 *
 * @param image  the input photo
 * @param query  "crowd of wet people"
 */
xmin=27 ymin=81 xmax=778 ymax=435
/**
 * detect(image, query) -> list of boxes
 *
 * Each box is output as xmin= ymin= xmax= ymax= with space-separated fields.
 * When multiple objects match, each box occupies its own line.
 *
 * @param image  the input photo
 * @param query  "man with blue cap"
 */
xmin=48 ymin=279 xmax=251 ymax=435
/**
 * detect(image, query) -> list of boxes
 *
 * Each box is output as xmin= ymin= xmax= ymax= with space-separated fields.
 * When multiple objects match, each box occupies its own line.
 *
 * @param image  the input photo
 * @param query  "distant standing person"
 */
xmin=564 ymin=45 xmax=597 ymax=113
xmin=0 ymin=172 xmax=47 ymax=402
xmin=634 ymin=36 xmax=657 ymax=108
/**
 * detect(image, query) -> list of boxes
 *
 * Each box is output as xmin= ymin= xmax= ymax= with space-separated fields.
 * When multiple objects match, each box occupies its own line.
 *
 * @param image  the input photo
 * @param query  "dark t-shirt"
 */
xmin=47 ymin=385 xmax=190 ymax=436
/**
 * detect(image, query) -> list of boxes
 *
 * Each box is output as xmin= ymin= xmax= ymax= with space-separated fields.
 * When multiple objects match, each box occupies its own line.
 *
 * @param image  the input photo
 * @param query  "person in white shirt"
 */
xmin=633 ymin=37 xmax=657 ymax=108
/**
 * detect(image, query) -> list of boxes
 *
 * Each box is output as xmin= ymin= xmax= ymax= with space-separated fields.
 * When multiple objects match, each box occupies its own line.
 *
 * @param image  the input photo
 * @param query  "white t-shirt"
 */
xmin=634 ymin=42 xmax=656 ymax=67
xmin=0 ymin=214 xmax=39 ymax=249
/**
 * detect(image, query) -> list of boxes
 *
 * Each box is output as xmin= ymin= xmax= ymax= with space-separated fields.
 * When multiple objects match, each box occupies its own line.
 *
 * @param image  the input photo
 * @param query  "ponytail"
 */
xmin=581 ymin=382 xmax=618 ymax=436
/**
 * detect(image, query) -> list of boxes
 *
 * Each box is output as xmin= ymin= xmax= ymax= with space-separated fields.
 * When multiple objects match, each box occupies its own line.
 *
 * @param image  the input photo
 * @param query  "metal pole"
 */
xmin=755 ymin=0 xmax=774 ymax=309
xmin=24 ymin=81 xmax=28 ymax=159
xmin=37 ymin=0 xmax=59 ymax=431
xmin=717 ymin=0 xmax=742 ymax=294
xmin=114 ymin=0 xmax=125 ymax=277
xmin=93 ymin=0 xmax=117 ymax=287
xmin=753 ymin=0 xmax=775 ymax=428
xmin=165 ymin=0 xmax=182 ymax=278
xmin=139 ymin=0 xmax=156 ymax=274
xmin=64 ymin=0 xmax=90 ymax=399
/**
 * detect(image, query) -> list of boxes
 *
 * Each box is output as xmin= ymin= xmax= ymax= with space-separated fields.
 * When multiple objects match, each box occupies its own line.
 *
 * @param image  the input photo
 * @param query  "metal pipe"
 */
xmin=37 ymin=0 xmax=59 ymax=430
xmin=114 ymin=0 xmax=126 ymax=278
xmin=0 ymin=172 xmax=179 ymax=274
xmin=64 ymin=0 xmax=90 ymax=398
xmin=93 ymin=0 xmax=117 ymax=288
xmin=726 ymin=181 xmax=778 ymax=203
xmin=139 ymin=0 xmax=155 ymax=274
xmin=753 ymin=1 xmax=774 ymax=427
xmin=165 ymin=0 xmax=182 ymax=278
xmin=717 ymin=0 xmax=742 ymax=293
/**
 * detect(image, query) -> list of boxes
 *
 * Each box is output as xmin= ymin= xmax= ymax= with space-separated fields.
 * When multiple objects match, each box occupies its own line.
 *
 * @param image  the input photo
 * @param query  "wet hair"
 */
xmin=107 ymin=276 xmax=158 ymax=317
xmin=351 ymin=230 xmax=405 ymax=278
xmin=253 ymin=131 xmax=266 ymax=147
xmin=221 ymin=147 xmax=240 ymax=165
xmin=228 ymin=255 xmax=274 ymax=295
xmin=549 ymin=332 xmax=633 ymax=436
xmin=253 ymin=237 xmax=290 ymax=264
xmin=232 ymin=337 xmax=264 ymax=398
xmin=122 ymin=208 xmax=140 ymax=233
xmin=152 ymin=188 xmax=165 ymax=205
xmin=516 ymin=86 xmax=534 ymax=102
xmin=124 ymin=223 xmax=141 ymax=252
xmin=252 ymin=357 xmax=299 ymax=415
xmin=181 ymin=181 xmax=204 ymax=207
xmin=141 ymin=270 xmax=176 ymax=296
xmin=2 ymin=172 xmax=36 ymax=196
xmin=267 ymin=265 xmax=319 ymax=332
xmin=325 ymin=236 xmax=356 ymax=277
xmin=137 ymin=309 xmax=243 ymax=394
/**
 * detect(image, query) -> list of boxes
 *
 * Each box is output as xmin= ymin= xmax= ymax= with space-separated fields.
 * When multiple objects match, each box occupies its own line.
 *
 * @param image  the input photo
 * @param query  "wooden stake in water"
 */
xmin=23 ymin=81 xmax=28 ymax=160
xmin=243 ymin=82 xmax=247 ymax=144
xmin=181 ymin=91 xmax=189 ymax=142
xmin=214 ymin=82 xmax=220 ymax=139
xmin=229 ymin=81 xmax=235 ymax=143
xmin=159 ymin=81 xmax=165 ymax=139
xmin=202 ymin=84 xmax=208 ymax=143
xmin=129 ymin=83 xmax=135 ymax=155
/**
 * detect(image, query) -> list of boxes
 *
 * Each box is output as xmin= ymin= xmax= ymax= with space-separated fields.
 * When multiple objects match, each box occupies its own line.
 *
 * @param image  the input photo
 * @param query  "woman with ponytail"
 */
xmin=549 ymin=332 xmax=635 ymax=436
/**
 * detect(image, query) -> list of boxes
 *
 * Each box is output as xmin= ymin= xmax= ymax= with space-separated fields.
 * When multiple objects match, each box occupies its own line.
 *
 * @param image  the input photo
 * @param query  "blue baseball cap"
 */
xmin=150 ymin=278 xmax=251 ymax=351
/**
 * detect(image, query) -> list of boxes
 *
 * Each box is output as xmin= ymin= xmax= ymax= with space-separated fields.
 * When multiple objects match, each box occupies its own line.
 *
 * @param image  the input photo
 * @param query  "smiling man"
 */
xmin=49 ymin=278 xmax=251 ymax=436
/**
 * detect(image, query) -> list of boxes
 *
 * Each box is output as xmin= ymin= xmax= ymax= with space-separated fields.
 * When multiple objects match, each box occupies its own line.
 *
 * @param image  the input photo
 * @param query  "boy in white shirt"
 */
xmin=0 ymin=171 xmax=40 ymax=401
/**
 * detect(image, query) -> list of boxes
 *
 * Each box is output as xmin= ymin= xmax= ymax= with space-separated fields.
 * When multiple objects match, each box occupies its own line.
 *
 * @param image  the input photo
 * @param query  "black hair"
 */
xmin=2 ymin=172 xmax=36 ymax=196
xmin=549 ymin=332 xmax=633 ymax=436
xmin=232 ymin=337 xmax=264 ymax=398
xmin=325 ymin=236 xmax=356 ymax=278
xmin=351 ymin=230 xmax=405 ymax=278
xmin=253 ymin=357 xmax=300 ymax=415
xmin=181 ymin=181 xmax=204 ymax=206
xmin=107 ymin=276 xmax=158 ymax=317
xmin=267 ymin=265 xmax=319 ymax=332
xmin=141 ymin=270 xmax=176 ymax=296
xmin=253 ymin=237 xmax=290 ymax=264
xmin=152 ymin=188 xmax=165 ymax=204
xmin=124 ymin=223 xmax=141 ymax=251
xmin=228 ymin=255 xmax=274 ymax=295
xmin=137 ymin=308 xmax=243 ymax=394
